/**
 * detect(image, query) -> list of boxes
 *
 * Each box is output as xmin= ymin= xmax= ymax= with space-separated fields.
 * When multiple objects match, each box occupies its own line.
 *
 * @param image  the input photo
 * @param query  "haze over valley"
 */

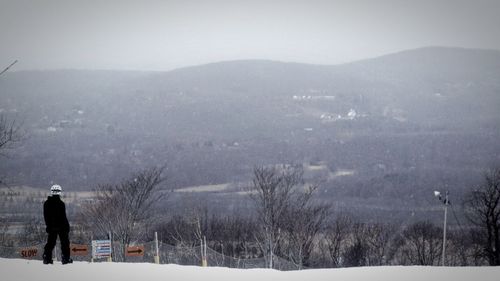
xmin=2 ymin=46 xmax=499 ymax=222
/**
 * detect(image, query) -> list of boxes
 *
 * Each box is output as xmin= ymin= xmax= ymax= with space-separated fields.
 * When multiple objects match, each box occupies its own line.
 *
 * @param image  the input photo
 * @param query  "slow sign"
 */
xmin=20 ymin=247 xmax=38 ymax=259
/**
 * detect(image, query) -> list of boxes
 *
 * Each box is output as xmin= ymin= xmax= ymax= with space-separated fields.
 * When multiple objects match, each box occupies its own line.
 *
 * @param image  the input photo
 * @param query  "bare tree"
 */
xmin=0 ymin=115 xmax=24 ymax=186
xmin=445 ymin=228 xmax=486 ymax=266
xmin=203 ymin=213 xmax=258 ymax=259
xmin=0 ymin=216 xmax=13 ymax=249
xmin=364 ymin=223 xmax=396 ymax=266
xmin=322 ymin=214 xmax=352 ymax=267
xmin=0 ymin=60 xmax=22 ymax=153
xmin=466 ymin=228 xmax=492 ymax=265
xmin=18 ymin=216 xmax=46 ymax=246
xmin=248 ymin=165 xmax=302 ymax=268
xmin=342 ymin=223 xmax=370 ymax=267
xmin=160 ymin=215 xmax=199 ymax=247
xmin=0 ymin=114 xmax=22 ymax=154
xmin=464 ymin=168 xmax=500 ymax=265
xmin=394 ymin=221 xmax=442 ymax=265
xmin=81 ymin=167 xmax=167 ymax=261
xmin=281 ymin=185 xmax=329 ymax=269
xmin=248 ymin=165 xmax=329 ymax=269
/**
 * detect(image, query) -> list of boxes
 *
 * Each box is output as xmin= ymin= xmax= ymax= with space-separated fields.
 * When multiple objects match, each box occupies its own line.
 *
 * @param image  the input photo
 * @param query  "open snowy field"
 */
xmin=1 ymin=258 xmax=499 ymax=281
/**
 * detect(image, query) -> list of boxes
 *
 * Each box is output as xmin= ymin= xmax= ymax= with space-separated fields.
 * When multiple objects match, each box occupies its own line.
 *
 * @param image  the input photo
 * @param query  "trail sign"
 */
xmin=125 ymin=245 xmax=145 ymax=257
xmin=70 ymin=244 xmax=88 ymax=256
xmin=20 ymin=247 xmax=38 ymax=259
xmin=92 ymin=240 xmax=112 ymax=259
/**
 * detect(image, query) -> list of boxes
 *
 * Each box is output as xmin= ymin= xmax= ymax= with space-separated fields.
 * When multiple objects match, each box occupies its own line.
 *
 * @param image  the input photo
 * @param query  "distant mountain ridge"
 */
xmin=2 ymin=46 xmax=499 ymax=145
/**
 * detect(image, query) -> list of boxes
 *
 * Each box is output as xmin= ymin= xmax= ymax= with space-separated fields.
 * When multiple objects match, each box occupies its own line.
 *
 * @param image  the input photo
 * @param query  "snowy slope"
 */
xmin=1 ymin=258 xmax=499 ymax=281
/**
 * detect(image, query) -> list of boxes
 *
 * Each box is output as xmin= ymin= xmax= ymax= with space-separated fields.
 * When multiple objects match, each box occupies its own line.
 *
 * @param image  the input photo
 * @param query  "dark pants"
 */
xmin=43 ymin=231 xmax=70 ymax=260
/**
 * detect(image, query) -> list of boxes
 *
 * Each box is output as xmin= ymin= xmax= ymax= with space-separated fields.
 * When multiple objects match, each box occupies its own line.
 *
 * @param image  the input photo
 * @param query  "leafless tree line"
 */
xmin=1 ymin=165 xmax=499 ymax=268
xmin=152 ymin=165 xmax=499 ymax=268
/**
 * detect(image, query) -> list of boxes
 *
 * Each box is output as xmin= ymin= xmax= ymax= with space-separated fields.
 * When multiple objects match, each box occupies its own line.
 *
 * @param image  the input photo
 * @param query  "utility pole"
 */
xmin=434 ymin=190 xmax=449 ymax=266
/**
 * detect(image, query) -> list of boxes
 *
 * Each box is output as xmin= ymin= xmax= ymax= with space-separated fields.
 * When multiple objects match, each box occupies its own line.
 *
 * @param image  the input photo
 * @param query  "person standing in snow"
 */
xmin=42 ymin=184 xmax=73 ymax=264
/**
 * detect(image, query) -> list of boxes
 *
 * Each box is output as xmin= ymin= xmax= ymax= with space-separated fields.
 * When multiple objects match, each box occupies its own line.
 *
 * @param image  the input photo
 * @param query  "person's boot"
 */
xmin=61 ymin=256 xmax=73 ymax=265
xmin=43 ymin=254 xmax=53 ymax=264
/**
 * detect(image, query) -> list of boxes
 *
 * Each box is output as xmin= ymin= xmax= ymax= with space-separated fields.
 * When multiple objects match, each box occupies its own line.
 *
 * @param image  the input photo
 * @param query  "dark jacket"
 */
xmin=43 ymin=195 xmax=70 ymax=233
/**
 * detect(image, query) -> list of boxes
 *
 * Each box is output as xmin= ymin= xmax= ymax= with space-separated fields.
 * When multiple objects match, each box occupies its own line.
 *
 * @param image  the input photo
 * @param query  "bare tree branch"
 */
xmin=0 ymin=115 xmax=23 ymax=153
xmin=0 ymin=60 xmax=18 ymax=76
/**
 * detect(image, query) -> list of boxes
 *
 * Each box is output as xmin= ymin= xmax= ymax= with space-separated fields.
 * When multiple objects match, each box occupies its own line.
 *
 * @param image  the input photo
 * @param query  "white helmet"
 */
xmin=50 ymin=184 xmax=62 ymax=196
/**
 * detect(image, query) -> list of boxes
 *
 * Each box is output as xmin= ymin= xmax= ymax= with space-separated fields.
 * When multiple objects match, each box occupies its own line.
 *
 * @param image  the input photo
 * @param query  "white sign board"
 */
xmin=92 ymin=240 xmax=112 ymax=259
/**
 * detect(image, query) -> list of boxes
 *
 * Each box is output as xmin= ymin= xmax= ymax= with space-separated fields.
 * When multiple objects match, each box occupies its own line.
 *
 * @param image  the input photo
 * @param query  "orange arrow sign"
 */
xmin=125 ymin=245 xmax=145 ymax=257
xmin=70 ymin=244 xmax=89 ymax=256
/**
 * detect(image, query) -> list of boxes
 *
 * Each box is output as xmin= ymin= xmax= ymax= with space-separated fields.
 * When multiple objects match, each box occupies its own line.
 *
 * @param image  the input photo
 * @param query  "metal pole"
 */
xmin=200 ymin=238 xmax=203 ymax=261
xmin=221 ymin=243 xmax=224 ymax=266
xmin=203 ymin=236 xmax=207 ymax=267
xmin=91 ymin=234 xmax=94 ymax=263
xmin=154 ymin=232 xmax=160 ymax=264
xmin=441 ymin=191 xmax=448 ymax=266
xmin=108 ymin=231 xmax=112 ymax=262
xmin=269 ymin=237 xmax=273 ymax=269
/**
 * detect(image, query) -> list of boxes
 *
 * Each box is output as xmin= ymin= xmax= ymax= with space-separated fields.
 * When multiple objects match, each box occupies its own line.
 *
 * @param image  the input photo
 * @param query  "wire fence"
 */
xmin=0 ymin=241 xmax=302 ymax=270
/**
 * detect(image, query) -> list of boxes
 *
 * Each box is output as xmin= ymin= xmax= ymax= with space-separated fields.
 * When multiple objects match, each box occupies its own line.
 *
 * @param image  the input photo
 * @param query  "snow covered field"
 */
xmin=1 ymin=258 xmax=499 ymax=281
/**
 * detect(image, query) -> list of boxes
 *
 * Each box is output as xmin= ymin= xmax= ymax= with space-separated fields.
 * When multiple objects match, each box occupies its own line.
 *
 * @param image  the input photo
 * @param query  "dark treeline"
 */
xmin=3 ymin=166 xmax=498 ymax=268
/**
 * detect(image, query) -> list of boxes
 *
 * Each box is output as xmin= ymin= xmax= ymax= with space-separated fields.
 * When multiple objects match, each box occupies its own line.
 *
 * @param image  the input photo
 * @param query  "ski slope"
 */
xmin=1 ymin=258 xmax=499 ymax=281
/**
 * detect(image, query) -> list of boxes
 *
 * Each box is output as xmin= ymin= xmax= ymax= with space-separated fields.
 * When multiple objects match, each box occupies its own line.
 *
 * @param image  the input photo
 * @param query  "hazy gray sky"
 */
xmin=1 ymin=0 xmax=499 ymax=71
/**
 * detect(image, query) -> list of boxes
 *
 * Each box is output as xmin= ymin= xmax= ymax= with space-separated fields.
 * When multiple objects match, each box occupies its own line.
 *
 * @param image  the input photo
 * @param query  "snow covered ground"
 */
xmin=1 ymin=258 xmax=499 ymax=281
